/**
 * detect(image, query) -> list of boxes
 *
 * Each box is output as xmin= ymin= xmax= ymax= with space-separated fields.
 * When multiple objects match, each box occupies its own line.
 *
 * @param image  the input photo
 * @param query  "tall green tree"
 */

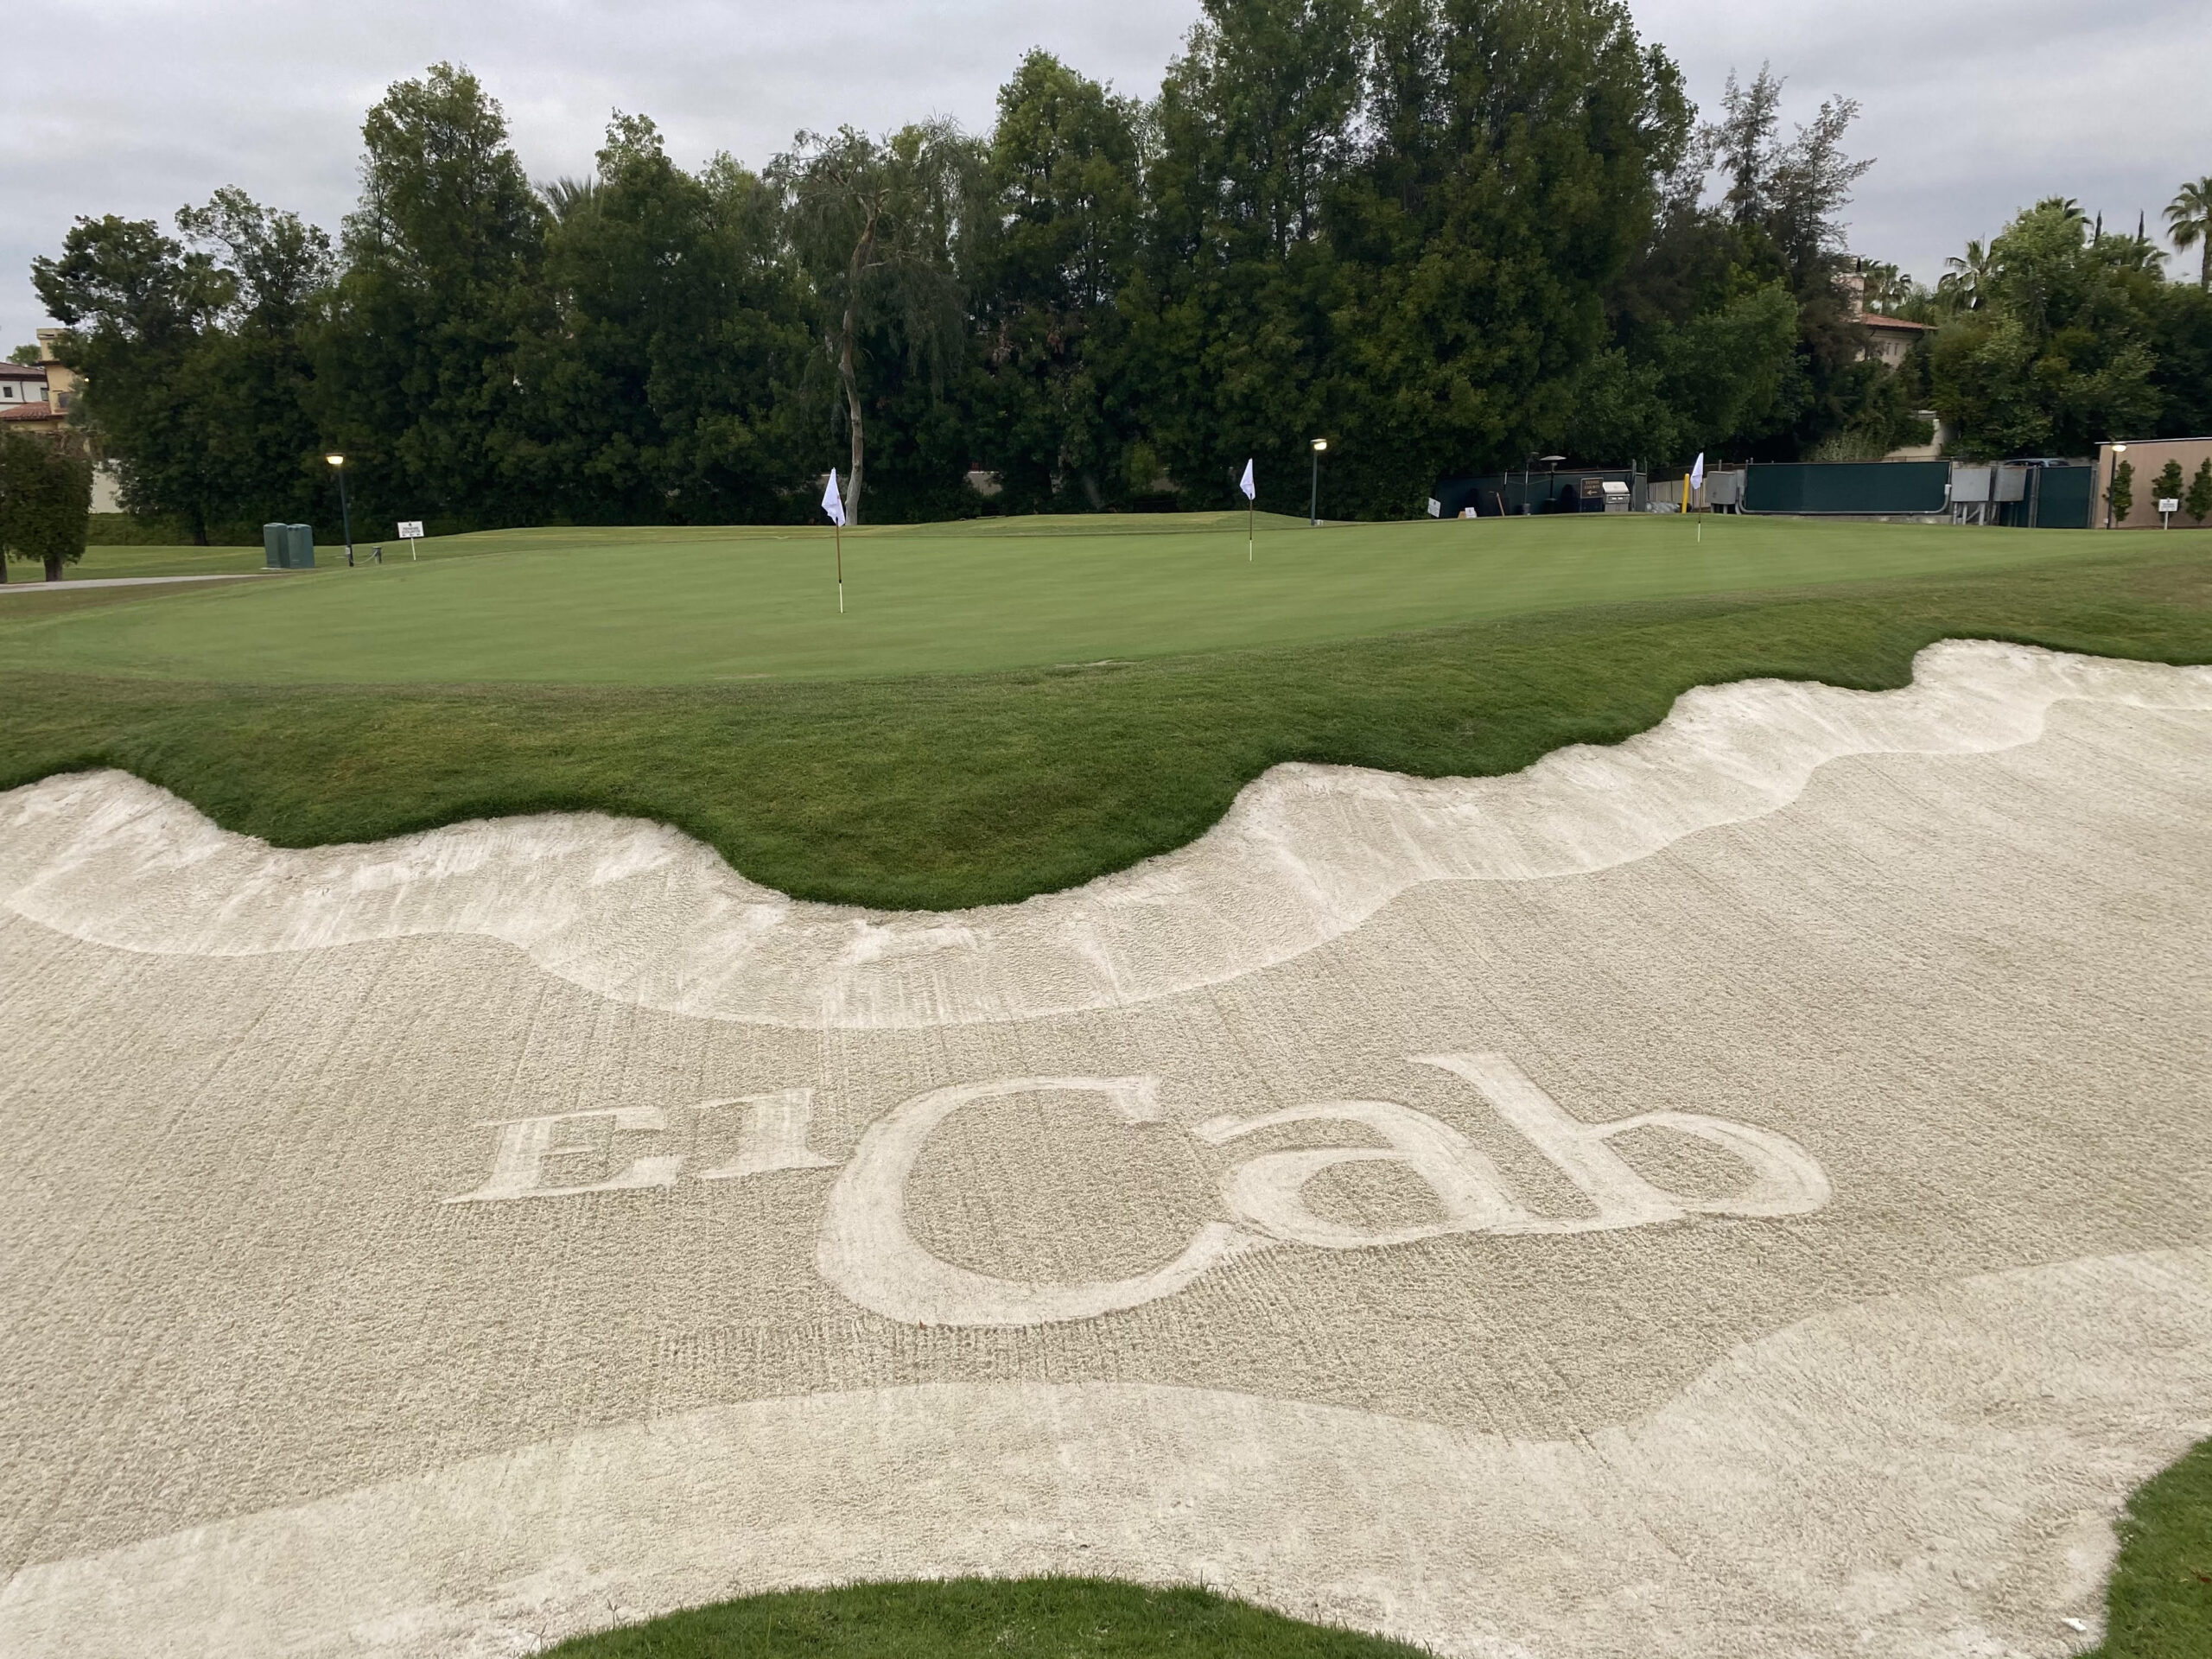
xmin=1929 ymin=198 xmax=2163 ymax=457
xmin=317 ymin=63 xmax=547 ymax=531
xmin=773 ymin=122 xmax=981 ymax=524
xmin=969 ymin=51 xmax=1146 ymax=512
xmin=512 ymin=117 xmax=813 ymax=523
xmin=1132 ymin=0 xmax=1366 ymax=510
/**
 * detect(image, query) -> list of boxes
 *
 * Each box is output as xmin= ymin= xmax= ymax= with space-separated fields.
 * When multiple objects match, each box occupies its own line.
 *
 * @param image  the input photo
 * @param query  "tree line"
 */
xmin=23 ymin=0 xmax=2212 ymax=538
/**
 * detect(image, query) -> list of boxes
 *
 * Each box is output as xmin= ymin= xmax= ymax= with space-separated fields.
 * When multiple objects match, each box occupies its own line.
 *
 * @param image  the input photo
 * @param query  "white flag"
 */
xmin=822 ymin=469 xmax=846 ymax=527
xmin=1238 ymin=459 xmax=1255 ymax=501
xmin=1688 ymin=453 xmax=1705 ymax=493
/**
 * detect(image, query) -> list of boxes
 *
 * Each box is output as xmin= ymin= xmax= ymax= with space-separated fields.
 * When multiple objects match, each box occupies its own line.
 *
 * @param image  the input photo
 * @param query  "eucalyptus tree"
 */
xmin=773 ymin=122 xmax=982 ymax=524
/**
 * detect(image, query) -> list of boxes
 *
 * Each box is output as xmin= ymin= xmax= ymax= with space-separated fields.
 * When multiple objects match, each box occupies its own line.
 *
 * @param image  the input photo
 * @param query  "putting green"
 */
xmin=0 ymin=512 xmax=2137 ymax=685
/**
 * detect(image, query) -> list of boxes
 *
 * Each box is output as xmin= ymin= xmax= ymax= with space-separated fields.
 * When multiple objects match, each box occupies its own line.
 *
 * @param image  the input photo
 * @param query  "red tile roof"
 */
xmin=0 ymin=402 xmax=60 ymax=421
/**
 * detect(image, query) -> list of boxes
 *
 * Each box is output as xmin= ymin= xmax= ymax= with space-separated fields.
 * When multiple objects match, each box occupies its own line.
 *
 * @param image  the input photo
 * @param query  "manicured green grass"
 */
xmin=6 ymin=543 xmax=272 ymax=581
xmin=2088 ymin=1440 xmax=2212 ymax=1658
xmin=0 ymin=512 xmax=2159 ymax=685
xmin=2 ymin=541 xmax=2208 ymax=910
xmin=539 ymin=1579 xmax=1428 ymax=1659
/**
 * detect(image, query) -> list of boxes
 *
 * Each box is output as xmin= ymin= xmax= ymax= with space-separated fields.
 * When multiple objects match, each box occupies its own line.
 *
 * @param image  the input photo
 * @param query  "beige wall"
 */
xmin=2097 ymin=438 xmax=2212 ymax=528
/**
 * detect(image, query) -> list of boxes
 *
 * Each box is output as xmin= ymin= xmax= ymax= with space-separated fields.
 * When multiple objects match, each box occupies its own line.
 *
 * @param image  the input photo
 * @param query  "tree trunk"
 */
xmin=44 ymin=556 xmax=63 ymax=582
xmin=839 ymin=297 xmax=864 ymax=526
xmin=838 ymin=211 xmax=878 ymax=526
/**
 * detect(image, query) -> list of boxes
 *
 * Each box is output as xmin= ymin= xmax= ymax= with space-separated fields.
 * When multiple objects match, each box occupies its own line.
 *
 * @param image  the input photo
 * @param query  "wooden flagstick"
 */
xmin=836 ymin=518 xmax=843 ymax=613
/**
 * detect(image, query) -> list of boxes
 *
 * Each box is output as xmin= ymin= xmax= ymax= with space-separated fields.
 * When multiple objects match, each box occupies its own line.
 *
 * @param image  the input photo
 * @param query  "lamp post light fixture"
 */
xmin=2107 ymin=442 xmax=2127 ymax=529
xmin=1309 ymin=438 xmax=1329 ymax=526
xmin=325 ymin=453 xmax=354 ymax=564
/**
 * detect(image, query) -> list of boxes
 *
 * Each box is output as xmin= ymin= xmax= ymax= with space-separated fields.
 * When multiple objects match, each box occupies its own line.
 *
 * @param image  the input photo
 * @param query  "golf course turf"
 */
xmin=3 ymin=512 xmax=2208 ymax=1656
xmin=3 ymin=516 xmax=2209 ymax=910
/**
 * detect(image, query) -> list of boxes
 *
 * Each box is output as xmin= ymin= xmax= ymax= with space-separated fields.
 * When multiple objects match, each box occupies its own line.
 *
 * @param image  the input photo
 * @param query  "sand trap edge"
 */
xmin=3 ymin=639 xmax=2208 ymax=1031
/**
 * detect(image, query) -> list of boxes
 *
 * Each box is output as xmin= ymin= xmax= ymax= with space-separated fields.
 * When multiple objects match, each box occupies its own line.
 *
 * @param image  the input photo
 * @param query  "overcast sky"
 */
xmin=5 ymin=0 xmax=2207 ymax=352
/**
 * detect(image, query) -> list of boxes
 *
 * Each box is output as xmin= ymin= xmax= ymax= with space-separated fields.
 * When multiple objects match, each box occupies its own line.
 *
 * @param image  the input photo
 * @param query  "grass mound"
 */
xmin=541 ymin=1579 xmax=1428 ymax=1659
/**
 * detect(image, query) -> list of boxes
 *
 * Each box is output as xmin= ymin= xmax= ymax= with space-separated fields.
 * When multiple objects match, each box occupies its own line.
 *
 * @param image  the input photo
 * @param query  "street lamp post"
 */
xmin=1309 ymin=438 xmax=1328 ymax=526
xmin=325 ymin=454 xmax=354 ymax=564
xmin=2106 ymin=442 xmax=2127 ymax=530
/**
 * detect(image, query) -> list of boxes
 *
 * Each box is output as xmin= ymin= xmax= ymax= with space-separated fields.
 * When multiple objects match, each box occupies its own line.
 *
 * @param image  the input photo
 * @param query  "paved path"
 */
xmin=1 ymin=641 xmax=2208 ymax=1659
xmin=0 ymin=571 xmax=276 ymax=594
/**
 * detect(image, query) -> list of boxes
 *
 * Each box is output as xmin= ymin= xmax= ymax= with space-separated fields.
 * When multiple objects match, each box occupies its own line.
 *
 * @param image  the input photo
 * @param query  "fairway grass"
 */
xmin=0 ymin=512 xmax=2159 ymax=684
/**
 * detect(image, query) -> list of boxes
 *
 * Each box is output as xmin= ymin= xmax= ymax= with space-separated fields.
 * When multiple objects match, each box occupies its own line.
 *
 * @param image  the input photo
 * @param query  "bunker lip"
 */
xmin=5 ymin=639 xmax=2209 ymax=1031
xmin=4 ymin=1247 xmax=2205 ymax=1659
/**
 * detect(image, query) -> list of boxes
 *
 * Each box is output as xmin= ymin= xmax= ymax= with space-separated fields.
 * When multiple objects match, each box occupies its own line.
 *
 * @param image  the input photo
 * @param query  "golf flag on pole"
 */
xmin=823 ymin=469 xmax=846 ymax=613
xmin=1240 ymin=459 xmax=1255 ymax=561
xmin=1688 ymin=452 xmax=1705 ymax=501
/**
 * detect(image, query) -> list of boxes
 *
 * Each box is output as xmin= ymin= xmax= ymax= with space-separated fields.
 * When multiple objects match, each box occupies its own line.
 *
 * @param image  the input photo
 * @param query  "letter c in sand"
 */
xmin=817 ymin=1075 xmax=1268 ymax=1328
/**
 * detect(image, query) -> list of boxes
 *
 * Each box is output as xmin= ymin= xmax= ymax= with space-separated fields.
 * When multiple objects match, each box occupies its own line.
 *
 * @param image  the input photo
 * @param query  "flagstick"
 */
xmin=1248 ymin=498 xmax=1254 ymax=562
xmin=835 ymin=520 xmax=844 ymax=614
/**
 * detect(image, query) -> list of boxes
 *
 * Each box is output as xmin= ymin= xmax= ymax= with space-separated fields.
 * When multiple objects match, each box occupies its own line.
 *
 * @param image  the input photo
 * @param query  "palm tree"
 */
xmin=2167 ymin=176 xmax=2212 ymax=289
xmin=1939 ymin=240 xmax=1993 ymax=310
xmin=539 ymin=176 xmax=601 ymax=224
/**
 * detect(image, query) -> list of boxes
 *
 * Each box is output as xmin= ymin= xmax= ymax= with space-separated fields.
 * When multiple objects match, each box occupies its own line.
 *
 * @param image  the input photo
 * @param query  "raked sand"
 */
xmin=1 ymin=639 xmax=2208 ymax=1657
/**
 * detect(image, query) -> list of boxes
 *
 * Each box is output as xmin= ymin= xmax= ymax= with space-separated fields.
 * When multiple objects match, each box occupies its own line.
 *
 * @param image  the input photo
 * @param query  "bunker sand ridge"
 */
xmin=3 ymin=639 xmax=2207 ymax=1029
xmin=0 ymin=639 xmax=2209 ymax=1657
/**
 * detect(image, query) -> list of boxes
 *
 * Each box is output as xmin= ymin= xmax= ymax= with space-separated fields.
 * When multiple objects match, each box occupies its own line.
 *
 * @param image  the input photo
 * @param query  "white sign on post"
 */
xmin=397 ymin=520 xmax=424 ymax=560
xmin=2158 ymin=498 xmax=2180 ymax=528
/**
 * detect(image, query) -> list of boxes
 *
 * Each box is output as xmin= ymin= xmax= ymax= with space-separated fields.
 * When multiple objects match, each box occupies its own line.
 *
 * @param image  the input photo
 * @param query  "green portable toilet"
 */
xmin=263 ymin=523 xmax=289 ymax=569
xmin=284 ymin=524 xmax=315 ymax=569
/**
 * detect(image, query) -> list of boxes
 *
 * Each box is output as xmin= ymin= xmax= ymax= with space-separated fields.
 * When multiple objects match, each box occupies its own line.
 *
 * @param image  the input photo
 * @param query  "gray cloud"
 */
xmin=6 ymin=0 xmax=2207 ymax=353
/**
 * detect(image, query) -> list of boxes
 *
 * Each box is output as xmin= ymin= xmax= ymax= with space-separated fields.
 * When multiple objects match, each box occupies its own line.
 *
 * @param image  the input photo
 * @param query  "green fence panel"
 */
xmin=2029 ymin=466 xmax=2094 ymax=528
xmin=1745 ymin=461 xmax=1951 ymax=515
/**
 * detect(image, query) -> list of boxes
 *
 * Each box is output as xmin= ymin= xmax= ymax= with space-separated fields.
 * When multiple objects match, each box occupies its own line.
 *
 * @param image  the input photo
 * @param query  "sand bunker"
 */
xmin=1 ymin=640 xmax=2209 ymax=1656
